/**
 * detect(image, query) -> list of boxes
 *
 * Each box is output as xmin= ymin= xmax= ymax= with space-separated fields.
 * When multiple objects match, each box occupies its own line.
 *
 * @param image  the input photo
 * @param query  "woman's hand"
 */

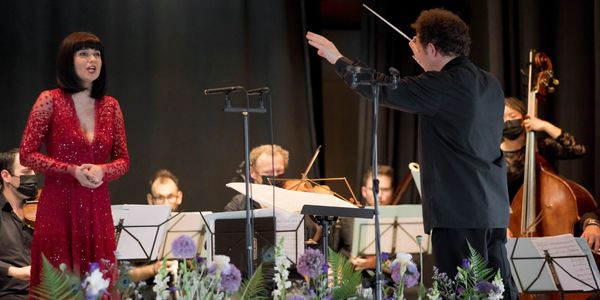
xmin=306 ymin=31 xmax=344 ymax=64
xmin=73 ymin=165 xmax=103 ymax=189
xmin=582 ymin=225 xmax=600 ymax=253
xmin=523 ymin=116 xmax=562 ymax=138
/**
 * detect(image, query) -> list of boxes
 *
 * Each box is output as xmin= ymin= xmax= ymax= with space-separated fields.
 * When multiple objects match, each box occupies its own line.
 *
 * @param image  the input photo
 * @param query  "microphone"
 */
xmin=204 ymin=86 xmax=244 ymax=95
xmin=247 ymin=87 xmax=270 ymax=96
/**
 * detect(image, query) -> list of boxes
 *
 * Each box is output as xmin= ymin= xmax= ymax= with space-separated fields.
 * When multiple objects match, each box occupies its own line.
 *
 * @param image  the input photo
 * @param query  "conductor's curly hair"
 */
xmin=411 ymin=8 xmax=471 ymax=57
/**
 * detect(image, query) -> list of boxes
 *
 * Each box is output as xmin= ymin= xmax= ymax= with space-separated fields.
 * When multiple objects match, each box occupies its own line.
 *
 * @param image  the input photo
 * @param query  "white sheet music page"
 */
xmin=531 ymin=234 xmax=596 ymax=291
xmin=226 ymin=182 xmax=357 ymax=213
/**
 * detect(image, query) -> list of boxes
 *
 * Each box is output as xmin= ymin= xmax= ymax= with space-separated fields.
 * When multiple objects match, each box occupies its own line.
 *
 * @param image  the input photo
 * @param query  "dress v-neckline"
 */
xmin=68 ymin=94 xmax=98 ymax=146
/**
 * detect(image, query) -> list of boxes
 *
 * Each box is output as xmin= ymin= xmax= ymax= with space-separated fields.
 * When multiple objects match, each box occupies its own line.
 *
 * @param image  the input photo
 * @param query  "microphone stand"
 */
xmin=205 ymin=86 xmax=267 ymax=278
xmin=350 ymin=66 xmax=399 ymax=300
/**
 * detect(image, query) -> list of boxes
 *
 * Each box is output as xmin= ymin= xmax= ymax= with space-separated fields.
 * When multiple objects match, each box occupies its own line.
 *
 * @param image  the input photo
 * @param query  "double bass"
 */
xmin=508 ymin=50 xmax=597 ymax=299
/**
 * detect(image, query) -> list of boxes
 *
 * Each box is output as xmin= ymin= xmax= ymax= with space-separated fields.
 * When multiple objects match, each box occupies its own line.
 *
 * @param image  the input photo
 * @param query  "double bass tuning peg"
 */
xmin=552 ymin=78 xmax=560 ymax=86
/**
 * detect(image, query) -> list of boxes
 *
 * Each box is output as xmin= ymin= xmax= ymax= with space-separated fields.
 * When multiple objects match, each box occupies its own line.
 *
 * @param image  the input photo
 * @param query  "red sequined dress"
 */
xmin=20 ymin=88 xmax=129 ymax=292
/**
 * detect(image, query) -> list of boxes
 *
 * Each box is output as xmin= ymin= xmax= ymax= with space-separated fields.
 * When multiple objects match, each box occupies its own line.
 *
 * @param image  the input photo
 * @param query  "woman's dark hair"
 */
xmin=411 ymin=8 xmax=471 ymax=57
xmin=57 ymin=32 xmax=107 ymax=99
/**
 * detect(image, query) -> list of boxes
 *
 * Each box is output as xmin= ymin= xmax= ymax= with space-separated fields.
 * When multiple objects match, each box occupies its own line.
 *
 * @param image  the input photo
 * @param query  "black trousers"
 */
xmin=431 ymin=227 xmax=518 ymax=300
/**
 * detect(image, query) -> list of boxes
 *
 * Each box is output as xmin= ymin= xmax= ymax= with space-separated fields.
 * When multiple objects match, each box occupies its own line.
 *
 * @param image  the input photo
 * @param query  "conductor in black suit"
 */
xmin=307 ymin=8 xmax=515 ymax=299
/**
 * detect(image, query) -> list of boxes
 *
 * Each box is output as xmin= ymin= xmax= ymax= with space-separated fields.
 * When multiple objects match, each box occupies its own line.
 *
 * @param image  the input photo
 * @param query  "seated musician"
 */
xmin=0 ymin=148 xmax=37 ymax=299
xmin=330 ymin=165 xmax=394 ymax=269
xmin=223 ymin=144 xmax=321 ymax=246
xmin=128 ymin=170 xmax=180 ymax=298
xmin=502 ymin=96 xmax=586 ymax=201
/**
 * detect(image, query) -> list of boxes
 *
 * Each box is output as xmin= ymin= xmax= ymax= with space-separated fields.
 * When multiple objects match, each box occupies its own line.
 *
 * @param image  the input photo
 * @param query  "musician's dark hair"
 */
xmin=57 ymin=32 xmax=107 ymax=99
xmin=411 ymin=8 xmax=471 ymax=57
xmin=0 ymin=148 xmax=19 ymax=190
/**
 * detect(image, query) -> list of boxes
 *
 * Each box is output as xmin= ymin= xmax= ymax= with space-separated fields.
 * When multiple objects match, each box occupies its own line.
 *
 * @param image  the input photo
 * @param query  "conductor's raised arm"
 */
xmin=305 ymin=31 xmax=344 ymax=64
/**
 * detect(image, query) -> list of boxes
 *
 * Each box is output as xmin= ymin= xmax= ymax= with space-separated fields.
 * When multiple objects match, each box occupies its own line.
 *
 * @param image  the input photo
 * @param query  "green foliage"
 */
xmin=237 ymin=264 xmax=268 ymax=300
xmin=466 ymin=240 xmax=495 ymax=283
xmin=30 ymin=255 xmax=83 ymax=300
xmin=328 ymin=248 xmax=362 ymax=300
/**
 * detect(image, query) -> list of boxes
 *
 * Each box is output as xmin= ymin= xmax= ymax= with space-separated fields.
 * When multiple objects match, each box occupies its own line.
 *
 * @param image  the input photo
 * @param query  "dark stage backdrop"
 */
xmin=314 ymin=0 xmax=600 ymax=204
xmin=0 ymin=0 xmax=318 ymax=212
xmin=1 ymin=0 xmax=599 ymax=212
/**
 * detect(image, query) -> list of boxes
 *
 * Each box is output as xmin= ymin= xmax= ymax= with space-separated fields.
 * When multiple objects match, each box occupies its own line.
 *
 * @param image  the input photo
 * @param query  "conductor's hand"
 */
xmin=73 ymin=165 xmax=103 ymax=189
xmin=306 ymin=31 xmax=343 ymax=64
xmin=582 ymin=225 xmax=600 ymax=253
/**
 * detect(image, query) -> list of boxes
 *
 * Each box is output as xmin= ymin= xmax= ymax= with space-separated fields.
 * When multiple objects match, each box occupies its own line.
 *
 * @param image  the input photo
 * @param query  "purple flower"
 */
xmin=381 ymin=252 xmax=390 ymax=261
xmin=461 ymin=258 xmax=470 ymax=269
xmin=171 ymin=235 xmax=197 ymax=258
xmin=403 ymin=263 xmax=420 ymax=288
xmin=196 ymin=256 xmax=206 ymax=265
xmin=297 ymin=248 xmax=326 ymax=279
xmin=285 ymin=295 xmax=307 ymax=300
xmin=220 ymin=263 xmax=242 ymax=292
xmin=88 ymin=262 xmax=100 ymax=273
xmin=475 ymin=281 xmax=496 ymax=293
xmin=322 ymin=262 xmax=329 ymax=274
xmin=390 ymin=263 xmax=402 ymax=283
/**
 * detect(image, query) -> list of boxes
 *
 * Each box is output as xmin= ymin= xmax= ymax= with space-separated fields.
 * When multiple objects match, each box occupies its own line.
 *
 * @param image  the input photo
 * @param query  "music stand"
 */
xmin=158 ymin=212 xmax=210 ymax=259
xmin=301 ymin=204 xmax=374 ymax=287
xmin=351 ymin=204 xmax=430 ymax=257
xmin=201 ymin=208 xmax=305 ymax=265
xmin=111 ymin=204 xmax=172 ymax=261
xmin=507 ymin=235 xmax=600 ymax=297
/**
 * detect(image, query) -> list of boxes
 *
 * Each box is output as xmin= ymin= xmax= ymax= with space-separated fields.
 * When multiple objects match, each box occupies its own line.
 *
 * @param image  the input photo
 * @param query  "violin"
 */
xmin=22 ymin=189 xmax=41 ymax=228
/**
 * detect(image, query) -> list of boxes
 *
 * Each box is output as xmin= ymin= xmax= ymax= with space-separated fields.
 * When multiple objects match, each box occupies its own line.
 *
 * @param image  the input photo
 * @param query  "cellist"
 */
xmin=502 ymin=96 xmax=586 ymax=202
xmin=502 ymin=96 xmax=587 ymax=239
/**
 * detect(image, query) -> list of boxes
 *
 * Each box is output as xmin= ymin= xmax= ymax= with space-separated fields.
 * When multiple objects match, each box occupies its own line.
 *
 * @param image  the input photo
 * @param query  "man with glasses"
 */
xmin=331 ymin=165 xmax=395 ymax=269
xmin=128 ymin=169 xmax=180 ymax=288
xmin=146 ymin=169 xmax=183 ymax=212
xmin=0 ymin=148 xmax=37 ymax=299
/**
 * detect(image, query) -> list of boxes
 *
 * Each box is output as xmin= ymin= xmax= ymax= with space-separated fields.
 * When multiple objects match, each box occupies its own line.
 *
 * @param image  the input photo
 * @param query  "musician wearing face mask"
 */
xmin=224 ymin=144 xmax=289 ymax=211
xmin=501 ymin=96 xmax=586 ymax=202
xmin=0 ymin=148 xmax=37 ymax=299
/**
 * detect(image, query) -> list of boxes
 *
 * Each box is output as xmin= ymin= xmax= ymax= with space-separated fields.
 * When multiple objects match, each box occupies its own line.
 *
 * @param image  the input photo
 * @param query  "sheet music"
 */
xmin=226 ymin=182 xmax=357 ymax=213
xmin=111 ymin=204 xmax=172 ymax=260
xmin=531 ymin=234 xmax=596 ymax=291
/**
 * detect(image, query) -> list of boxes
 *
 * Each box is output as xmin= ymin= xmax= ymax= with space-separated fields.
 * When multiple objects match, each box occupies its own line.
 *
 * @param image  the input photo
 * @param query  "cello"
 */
xmin=508 ymin=50 xmax=597 ymax=299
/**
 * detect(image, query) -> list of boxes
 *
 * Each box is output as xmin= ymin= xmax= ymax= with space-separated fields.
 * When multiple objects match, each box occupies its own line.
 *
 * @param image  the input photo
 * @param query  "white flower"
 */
xmin=395 ymin=252 xmax=413 ymax=265
xmin=212 ymin=255 xmax=231 ymax=272
xmin=82 ymin=269 xmax=110 ymax=298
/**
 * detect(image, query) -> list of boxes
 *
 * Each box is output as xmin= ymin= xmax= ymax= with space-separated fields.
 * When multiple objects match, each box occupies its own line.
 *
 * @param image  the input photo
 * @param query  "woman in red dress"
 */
xmin=20 ymin=32 xmax=129 ymax=295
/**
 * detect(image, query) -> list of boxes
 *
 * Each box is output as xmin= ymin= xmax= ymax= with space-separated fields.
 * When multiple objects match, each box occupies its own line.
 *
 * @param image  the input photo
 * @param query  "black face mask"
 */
xmin=503 ymin=119 xmax=524 ymax=140
xmin=11 ymin=175 xmax=38 ymax=198
xmin=260 ymin=175 xmax=285 ymax=187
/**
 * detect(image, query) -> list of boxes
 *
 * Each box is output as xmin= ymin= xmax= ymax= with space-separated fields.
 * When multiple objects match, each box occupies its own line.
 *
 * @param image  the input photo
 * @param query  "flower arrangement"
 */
xmin=427 ymin=241 xmax=504 ymax=300
xmin=31 ymin=255 xmax=114 ymax=300
xmin=281 ymin=245 xmax=362 ymax=300
xmin=383 ymin=252 xmax=422 ymax=300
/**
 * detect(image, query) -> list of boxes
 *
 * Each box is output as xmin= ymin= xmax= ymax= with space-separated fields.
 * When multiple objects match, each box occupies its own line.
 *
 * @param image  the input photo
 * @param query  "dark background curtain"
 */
xmin=0 ymin=0 xmax=317 ymax=212
xmin=1 ymin=0 xmax=599 ymax=211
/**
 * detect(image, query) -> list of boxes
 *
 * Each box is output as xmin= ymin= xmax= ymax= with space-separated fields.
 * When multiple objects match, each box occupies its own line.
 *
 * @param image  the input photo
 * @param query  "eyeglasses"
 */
xmin=365 ymin=186 xmax=393 ymax=193
xmin=151 ymin=193 xmax=178 ymax=204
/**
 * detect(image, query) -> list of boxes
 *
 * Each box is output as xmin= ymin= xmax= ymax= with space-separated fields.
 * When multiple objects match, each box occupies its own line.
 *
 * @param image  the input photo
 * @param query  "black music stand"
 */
xmin=507 ymin=236 xmax=600 ymax=299
xmin=112 ymin=204 xmax=172 ymax=262
xmin=301 ymin=204 xmax=374 ymax=286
